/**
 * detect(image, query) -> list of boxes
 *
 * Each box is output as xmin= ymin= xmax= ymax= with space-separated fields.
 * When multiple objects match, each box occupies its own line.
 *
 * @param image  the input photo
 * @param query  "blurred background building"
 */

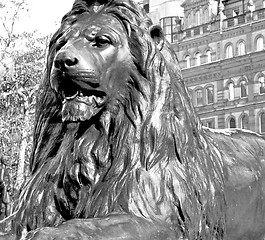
xmin=141 ymin=0 xmax=265 ymax=135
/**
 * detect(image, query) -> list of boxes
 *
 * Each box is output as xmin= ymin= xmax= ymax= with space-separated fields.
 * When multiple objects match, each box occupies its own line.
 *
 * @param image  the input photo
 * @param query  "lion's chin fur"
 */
xmin=62 ymin=99 xmax=104 ymax=122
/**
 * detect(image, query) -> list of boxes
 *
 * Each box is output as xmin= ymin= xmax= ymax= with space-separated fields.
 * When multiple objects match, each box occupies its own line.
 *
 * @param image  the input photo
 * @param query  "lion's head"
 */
xmin=50 ymin=9 xmax=132 ymax=122
xmin=46 ymin=0 xmax=156 ymax=125
xmin=11 ymin=0 xmax=225 ymax=239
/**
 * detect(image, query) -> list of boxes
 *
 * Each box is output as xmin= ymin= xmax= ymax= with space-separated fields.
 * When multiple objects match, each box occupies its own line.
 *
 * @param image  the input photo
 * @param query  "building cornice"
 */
xmin=181 ymin=0 xmax=208 ymax=10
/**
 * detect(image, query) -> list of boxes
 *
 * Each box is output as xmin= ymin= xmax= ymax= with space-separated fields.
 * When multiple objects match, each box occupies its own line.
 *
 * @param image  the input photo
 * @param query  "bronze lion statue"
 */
xmin=1 ymin=0 xmax=265 ymax=239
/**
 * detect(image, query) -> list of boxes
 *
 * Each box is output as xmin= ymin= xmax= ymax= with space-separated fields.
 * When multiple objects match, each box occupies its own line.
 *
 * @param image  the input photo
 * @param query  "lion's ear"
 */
xmin=149 ymin=25 xmax=164 ymax=51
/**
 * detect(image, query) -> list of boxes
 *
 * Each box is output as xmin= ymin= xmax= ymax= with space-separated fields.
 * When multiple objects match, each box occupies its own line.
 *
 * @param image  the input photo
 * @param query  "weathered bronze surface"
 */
xmin=1 ymin=0 xmax=265 ymax=239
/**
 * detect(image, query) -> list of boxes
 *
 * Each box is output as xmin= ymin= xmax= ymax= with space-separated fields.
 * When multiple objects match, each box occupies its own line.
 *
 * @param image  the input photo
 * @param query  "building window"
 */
xmin=187 ymin=13 xmax=192 ymax=28
xmin=241 ymin=114 xmax=249 ymax=129
xmin=229 ymin=117 xmax=236 ymax=128
xmin=206 ymin=50 xmax=211 ymax=63
xmin=206 ymin=86 xmax=214 ymax=104
xmin=195 ymin=52 xmax=201 ymax=66
xmin=256 ymin=36 xmax=264 ymax=51
xmin=233 ymin=9 xmax=240 ymax=16
xmin=228 ymin=82 xmax=235 ymax=100
xmin=240 ymin=80 xmax=247 ymax=97
xmin=202 ymin=8 xmax=208 ymax=24
xmin=143 ymin=4 xmax=149 ymax=13
xmin=160 ymin=17 xmax=180 ymax=43
xmin=185 ymin=55 xmax=191 ymax=68
xmin=260 ymin=112 xmax=265 ymax=133
xmin=259 ymin=76 xmax=265 ymax=94
xmin=225 ymin=44 xmax=233 ymax=58
xmin=196 ymin=89 xmax=203 ymax=106
xmin=237 ymin=41 xmax=246 ymax=56
xmin=206 ymin=120 xmax=214 ymax=128
xmin=195 ymin=10 xmax=200 ymax=25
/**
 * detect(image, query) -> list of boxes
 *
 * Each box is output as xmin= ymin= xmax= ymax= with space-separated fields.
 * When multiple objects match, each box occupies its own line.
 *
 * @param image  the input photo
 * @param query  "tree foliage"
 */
xmin=0 ymin=0 xmax=49 ymax=214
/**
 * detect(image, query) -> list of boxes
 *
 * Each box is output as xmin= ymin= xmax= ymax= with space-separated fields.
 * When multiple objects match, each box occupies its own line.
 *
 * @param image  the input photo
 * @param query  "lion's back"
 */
xmin=205 ymin=127 xmax=265 ymax=240
xmin=204 ymin=127 xmax=265 ymax=185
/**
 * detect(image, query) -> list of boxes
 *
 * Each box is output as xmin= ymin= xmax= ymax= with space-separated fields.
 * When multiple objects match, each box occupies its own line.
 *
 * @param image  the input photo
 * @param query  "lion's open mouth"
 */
xmin=61 ymin=90 xmax=106 ymax=122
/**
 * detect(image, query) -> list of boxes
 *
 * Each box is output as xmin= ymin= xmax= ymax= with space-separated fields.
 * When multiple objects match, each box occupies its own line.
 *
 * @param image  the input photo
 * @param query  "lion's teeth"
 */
xmin=92 ymin=96 xmax=97 ymax=104
xmin=88 ymin=96 xmax=94 ymax=104
xmin=95 ymin=96 xmax=103 ymax=104
xmin=65 ymin=93 xmax=104 ymax=106
xmin=91 ymin=96 xmax=104 ymax=106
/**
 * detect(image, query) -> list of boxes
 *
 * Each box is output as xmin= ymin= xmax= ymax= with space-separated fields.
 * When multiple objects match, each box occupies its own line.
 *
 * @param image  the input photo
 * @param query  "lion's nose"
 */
xmin=54 ymin=51 xmax=79 ymax=72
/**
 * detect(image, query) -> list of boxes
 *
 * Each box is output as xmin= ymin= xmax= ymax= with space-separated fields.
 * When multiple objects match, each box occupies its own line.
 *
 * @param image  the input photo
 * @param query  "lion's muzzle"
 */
xmin=50 ymin=44 xmax=106 ymax=122
xmin=53 ymin=44 xmax=99 ymax=75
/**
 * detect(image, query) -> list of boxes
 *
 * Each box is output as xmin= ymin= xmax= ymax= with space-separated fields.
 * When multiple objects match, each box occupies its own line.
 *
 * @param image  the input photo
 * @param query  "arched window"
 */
xmin=241 ymin=114 xmax=249 ymax=129
xmin=259 ymin=76 xmax=265 ymax=94
xmin=187 ymin=13 xmax=192 ymax=27
xmin=195 ymin=10 xmax=200 ymax=25
xmin=260 ymin=112 xmax=265 ymax=133
xmin=237 ymin=41 xmax=246 ymax=56
xmin=240 ymin=79 xmax=247 ymax=97
xmin=195 ymin=89 xmax=203 ymax=106
xmin=256 ymin=36 xmax=264 ymax=51
xmin=225 ymin=44 xmax=233 ymax=58
xmin=195 ymin=52 xmax=201 ymax=66
xmin=185 ymin=55 xmax=191 ymax=68
xmin=206 ymin=86 xmax=214 ymax=104
xmin=229 ymin=117 xmax=236 ymax=128
xmin=206 ymin=50 xmax=211 ymax=63
xmin=202 ymin=8 xmax=208 ymax=24
xmin=228 ymin=82 xmax=235 ymax=100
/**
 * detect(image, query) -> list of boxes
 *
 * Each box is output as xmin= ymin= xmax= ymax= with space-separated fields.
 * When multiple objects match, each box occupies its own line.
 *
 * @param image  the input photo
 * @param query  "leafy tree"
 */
xmin=0 ymin=0 xmax=50 ymax=214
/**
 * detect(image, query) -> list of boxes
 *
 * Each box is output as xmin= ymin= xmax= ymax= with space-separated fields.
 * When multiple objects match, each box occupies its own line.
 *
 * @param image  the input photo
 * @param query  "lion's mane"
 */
xmin=11 ymin=0 xmax=225 ymax=239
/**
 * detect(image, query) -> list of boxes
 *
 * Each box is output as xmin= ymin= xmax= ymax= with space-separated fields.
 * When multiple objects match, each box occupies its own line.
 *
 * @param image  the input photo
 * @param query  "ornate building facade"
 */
xmin=145 ymin=0 xmax=265 ymax=134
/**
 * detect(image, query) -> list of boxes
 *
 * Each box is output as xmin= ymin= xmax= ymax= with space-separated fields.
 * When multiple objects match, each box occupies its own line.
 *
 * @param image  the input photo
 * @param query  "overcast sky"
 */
xmin=1 ymin=0 xmax=141 ymax=35
xmin=25 ymin=0 xmax=141 ymax=34
xmin=24 ymin=0 xmax=74 ymax=34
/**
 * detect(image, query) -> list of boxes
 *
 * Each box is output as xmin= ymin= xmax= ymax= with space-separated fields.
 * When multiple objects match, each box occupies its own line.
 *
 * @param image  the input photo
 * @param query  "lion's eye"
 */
xmin=93 ymin=35 xmax=111 ymax=48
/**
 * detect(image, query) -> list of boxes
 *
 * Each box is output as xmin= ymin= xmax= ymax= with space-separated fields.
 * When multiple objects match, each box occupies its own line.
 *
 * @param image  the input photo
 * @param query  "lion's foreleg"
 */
xmin=25 ymin=213 xmax=176 ymax=240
